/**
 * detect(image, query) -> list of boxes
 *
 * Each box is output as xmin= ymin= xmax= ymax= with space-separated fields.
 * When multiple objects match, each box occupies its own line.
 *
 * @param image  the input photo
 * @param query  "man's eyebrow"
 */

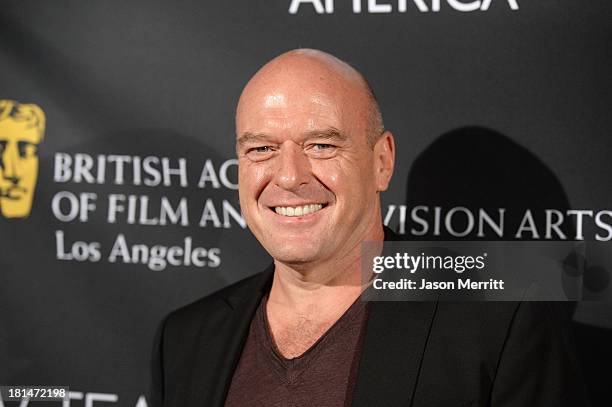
xmin=304 ymin=127 xmax=348 ymax=142
xmin=236 ymin=132 xmax=272 ymax=147
xmin=236 ymin=127 xmax=348 ymax=147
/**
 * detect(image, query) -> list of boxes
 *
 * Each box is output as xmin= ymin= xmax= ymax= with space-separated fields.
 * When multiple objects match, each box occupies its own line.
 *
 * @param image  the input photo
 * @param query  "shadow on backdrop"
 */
xmin=403 ymin=126 xmax=610 ymax=405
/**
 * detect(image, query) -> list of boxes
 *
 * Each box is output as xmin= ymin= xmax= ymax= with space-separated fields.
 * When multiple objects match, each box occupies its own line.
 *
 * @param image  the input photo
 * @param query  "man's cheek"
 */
xmin=253 ymin=166 xmax=272 ymax=186
xmin=319 ymin=168 xmax=357 ymax=197
xmin=241 ymin=162 xmax=270 ymax=184
xmin=311 ymin=161 xmax=342 ymax=186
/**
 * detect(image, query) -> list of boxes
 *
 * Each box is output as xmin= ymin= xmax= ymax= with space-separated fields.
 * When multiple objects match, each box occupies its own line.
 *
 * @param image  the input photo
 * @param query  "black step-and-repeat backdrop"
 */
xmin=1 ymin=1 xmax=611 ymax=406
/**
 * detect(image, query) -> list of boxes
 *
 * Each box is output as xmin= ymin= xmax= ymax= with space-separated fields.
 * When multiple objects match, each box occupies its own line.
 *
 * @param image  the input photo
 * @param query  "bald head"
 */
xmin=236 ymin=49 xmax=384 ymax=148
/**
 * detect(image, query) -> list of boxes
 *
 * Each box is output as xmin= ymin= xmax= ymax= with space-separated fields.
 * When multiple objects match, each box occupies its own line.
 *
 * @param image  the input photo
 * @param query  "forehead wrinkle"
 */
xmin=254 ymin=87 xmax=341 ymax=110
xmin=240 ymin=99 xmax=341 ymax=133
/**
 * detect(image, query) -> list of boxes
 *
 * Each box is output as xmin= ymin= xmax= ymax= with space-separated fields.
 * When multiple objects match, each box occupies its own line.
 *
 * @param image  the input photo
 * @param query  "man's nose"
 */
xmin=273 ymin=142 xmax=311 ymax=190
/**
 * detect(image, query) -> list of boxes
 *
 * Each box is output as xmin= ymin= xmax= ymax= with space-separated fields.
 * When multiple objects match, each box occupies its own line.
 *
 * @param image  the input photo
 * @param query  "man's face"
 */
xmin=0 ymin=119 xmax=41 ymax=218
xmin=236 ymin=68 xmax=386 ymax=266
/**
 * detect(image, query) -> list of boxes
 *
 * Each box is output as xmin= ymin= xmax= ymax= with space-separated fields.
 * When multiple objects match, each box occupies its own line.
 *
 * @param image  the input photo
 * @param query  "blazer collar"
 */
xmin=353 ymin=226 xmax=439 ymax=406
xmin=223 ymin=263 xmax=274 ymax=309
xmin=186 ymin=265 xmax=274 ymax=407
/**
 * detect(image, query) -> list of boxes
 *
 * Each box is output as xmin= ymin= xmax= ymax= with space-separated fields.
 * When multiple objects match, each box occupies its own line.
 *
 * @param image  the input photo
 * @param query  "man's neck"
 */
xmin=265 ymin=222 xmax=384 ymax=357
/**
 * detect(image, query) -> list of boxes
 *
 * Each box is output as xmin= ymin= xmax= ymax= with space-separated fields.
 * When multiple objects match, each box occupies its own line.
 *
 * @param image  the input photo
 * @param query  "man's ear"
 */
xmin=373 ymin=131 xmax=395 ymax=192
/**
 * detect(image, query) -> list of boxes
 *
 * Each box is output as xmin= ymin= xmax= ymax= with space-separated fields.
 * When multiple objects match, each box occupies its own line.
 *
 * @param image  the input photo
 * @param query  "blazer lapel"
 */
xmin=352 ymin=300 xmax=439 ymax=407
xmin=185 ymin=265 xmax=274 ymax=407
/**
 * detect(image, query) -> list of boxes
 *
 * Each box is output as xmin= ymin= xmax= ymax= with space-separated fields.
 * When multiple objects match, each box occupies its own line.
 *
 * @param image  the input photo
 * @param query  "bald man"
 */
xmin=151 ymin=49 xmax=588 ymax=407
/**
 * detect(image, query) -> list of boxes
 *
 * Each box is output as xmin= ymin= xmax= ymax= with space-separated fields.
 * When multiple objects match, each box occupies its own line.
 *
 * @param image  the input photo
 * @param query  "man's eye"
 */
xmin=247 ymin=146 xmax=273 ymax=155
xmin=308 ymin=143 xmax=337 ymax=157
xmin=313 ymin=144 xmax=332 ymax=150
xmin=244 ymin=146 xmax=275 ymax=161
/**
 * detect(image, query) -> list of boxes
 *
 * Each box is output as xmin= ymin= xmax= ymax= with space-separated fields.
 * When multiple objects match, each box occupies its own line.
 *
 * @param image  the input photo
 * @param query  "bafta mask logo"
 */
xmin=0 ymin=100 xmax=46 ymax=218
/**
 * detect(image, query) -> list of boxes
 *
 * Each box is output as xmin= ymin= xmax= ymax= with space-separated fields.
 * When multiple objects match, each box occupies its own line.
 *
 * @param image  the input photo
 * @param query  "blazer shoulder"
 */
xmin=164 ymin=267 xmax=273 ymax=332
xmin=436 ymin=301 xmax=572 ymax=332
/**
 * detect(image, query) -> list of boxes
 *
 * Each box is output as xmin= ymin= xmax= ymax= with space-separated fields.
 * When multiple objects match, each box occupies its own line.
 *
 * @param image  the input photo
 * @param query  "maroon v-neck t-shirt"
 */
xmin=224 ymin=295 xmax=369 ymax=407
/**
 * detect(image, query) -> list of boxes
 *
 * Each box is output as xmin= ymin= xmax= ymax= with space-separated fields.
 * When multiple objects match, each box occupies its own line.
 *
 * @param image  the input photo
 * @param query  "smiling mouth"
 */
xmin=272 ymin=203 xmax=327 ymax=217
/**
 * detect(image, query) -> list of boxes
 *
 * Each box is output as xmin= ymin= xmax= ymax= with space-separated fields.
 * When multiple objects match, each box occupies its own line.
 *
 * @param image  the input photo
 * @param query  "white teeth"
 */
xmin=274 ymin=204 xmax=324 ymax=217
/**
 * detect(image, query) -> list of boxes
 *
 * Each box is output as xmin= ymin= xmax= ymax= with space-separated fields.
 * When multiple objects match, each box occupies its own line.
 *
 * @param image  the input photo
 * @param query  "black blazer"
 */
xmin=151 ymin=261 xmax=588 ymax=407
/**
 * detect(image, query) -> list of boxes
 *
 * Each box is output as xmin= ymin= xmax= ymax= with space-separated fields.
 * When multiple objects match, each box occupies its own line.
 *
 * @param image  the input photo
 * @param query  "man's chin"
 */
xmin=266 ymin=244 xmax=325 ymax=266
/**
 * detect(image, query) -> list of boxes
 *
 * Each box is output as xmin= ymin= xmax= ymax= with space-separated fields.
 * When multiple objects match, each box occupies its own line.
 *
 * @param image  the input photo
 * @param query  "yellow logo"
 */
xmin=0 ymin=100 xmax=45 ymax=218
